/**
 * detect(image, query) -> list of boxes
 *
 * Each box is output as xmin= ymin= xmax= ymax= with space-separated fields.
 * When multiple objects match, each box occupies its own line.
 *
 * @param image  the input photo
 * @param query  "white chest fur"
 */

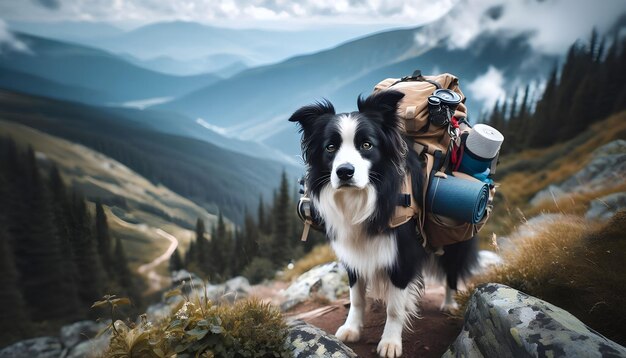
xmin=314 ymin=185 xmax=398 ymax=281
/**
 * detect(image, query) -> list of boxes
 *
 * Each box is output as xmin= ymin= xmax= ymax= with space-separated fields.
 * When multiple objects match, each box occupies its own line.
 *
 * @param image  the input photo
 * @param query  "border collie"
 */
xmin=289 ymin=90 xmax=478 ymax=357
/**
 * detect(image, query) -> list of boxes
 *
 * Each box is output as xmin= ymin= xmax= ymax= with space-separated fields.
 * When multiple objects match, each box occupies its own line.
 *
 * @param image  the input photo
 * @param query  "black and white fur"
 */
xmin=289 ymin=90 xmax=478 ymax=358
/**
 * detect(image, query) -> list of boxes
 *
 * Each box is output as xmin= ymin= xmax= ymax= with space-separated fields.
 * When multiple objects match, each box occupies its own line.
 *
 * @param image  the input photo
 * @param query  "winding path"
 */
xmin=138 ymin=229 xmax=179 ymax=292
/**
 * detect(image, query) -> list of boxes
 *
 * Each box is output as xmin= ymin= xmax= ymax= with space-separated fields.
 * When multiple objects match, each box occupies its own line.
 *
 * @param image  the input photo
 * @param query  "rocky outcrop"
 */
xmin=0 ymin=320 xmax=108 ymax=358
xmin=281 ymin=262 xmax=349 ymax=311
xmin=531 ymin=139 xmax=626 ymax=207
xmin=586 ymin=193 xmax=626 ymax=221
xmin=444 ymin=283 xmax=626 ymax=358
xmin=286 ymin=320 xmax=357 ymax=358
xmin=0 ymin=337 xmax=62 ymax=358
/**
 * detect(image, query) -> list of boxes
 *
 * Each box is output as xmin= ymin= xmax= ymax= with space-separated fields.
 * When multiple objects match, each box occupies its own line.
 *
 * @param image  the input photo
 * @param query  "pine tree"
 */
xmin=170 ymin=247 xmax=184 ymax=272
xmin=69 ymin=193 xmax=107 ymax=306
xmin=257 ymin=196 xmax=269 ymax=235
xmin=185 ymin=240 xmax=196 ymax=267
xmin=13 ymin=147 xmax=81 ymax=320
xmin=241 ymin=211 xmax=260 ymax=269
xmin=193 ymin=218 xmax=212 ymax=278
xmin=0 ymin=176 xmax=30 ymax=343
xmin=529 ymin=65 xmax=559 ymax=147
xmin=209 ymin=213 xmax=231 ymax=281
xmin=95 ymin=201 xmax=113 ymax=276
xmin=47 ymin=166 xmax=82 ymax=308
xmin=272 ymin=171 xmax=292 ymax=266
xmin=112 ymin=235 xmax=137 ymax=302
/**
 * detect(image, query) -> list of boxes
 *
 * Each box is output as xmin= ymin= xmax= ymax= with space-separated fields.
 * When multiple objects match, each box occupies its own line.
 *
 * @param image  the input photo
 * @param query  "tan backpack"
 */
xmin=375 ymin=70 xmax=495 ymax=248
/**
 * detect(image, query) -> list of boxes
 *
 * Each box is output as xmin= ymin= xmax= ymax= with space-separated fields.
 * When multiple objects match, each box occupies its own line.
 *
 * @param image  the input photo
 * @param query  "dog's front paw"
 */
xmin=440 ymin=300 xmax=460 ymax=313
xmin=335 ymin=324 xmax=361 ymax=342
xmin=377 ymin=338 xmax=402 ymax=357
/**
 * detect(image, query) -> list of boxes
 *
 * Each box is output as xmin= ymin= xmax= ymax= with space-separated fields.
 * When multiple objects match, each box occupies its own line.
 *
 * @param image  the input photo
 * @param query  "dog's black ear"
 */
xmin=357 ymin=90 xmax=405 ymax=126
xmin=288 ymin=100 xmax=335 ymax=131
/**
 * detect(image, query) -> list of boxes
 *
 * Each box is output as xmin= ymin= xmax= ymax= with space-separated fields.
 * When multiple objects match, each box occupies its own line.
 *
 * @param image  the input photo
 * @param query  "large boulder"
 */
xmin=281 ymin=262 xmax=348 ymax=311
xmin=531 ymin=139 xmax=626 ymax=206
xmin=286 ymin=320 xmax=357 ymax=358
xmin=444 ymin=283 xmax=626 ymax=358
xmin=586 ymin=193 xmax=626 ymax=221
xmin=0 ymin=337 xmax=62 ymax=358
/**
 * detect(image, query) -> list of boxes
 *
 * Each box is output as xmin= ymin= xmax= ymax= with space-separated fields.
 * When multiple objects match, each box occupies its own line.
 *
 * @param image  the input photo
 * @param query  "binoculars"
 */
xmin=427 ymin=89 xmax=462 ymax=127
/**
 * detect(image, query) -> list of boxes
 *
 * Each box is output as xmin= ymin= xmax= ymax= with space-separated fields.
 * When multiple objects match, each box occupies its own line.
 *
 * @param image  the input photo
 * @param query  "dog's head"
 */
xmin=289 ymin=90 xmax=407 ymax=195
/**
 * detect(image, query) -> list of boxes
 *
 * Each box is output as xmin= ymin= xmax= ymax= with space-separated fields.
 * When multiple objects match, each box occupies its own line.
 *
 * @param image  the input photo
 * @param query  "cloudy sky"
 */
xmin=0 ymin=0 xmax=456 ymax=28
xmin=1 ymin=0 xmax=623 ymax=45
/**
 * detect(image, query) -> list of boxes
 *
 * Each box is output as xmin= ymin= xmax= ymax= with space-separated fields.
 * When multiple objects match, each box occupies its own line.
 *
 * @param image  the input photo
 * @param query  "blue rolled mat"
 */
xmin=426 ymin=174 xmax=489 ymax=224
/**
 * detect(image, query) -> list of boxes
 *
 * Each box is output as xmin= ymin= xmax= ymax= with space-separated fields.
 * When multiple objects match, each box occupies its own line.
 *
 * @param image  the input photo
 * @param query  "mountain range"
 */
xmin=155 ymin=29 xmax=556 ymax=157
xmin=0 ymin=32 xmax=221 ymax=104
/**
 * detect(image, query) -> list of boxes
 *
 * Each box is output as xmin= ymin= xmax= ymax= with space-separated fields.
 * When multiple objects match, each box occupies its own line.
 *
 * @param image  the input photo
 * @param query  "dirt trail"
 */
xmin=284 ymin=285 xmax=463 ymax=357
xmin=137 ymin=229 xmax=178 ymax=292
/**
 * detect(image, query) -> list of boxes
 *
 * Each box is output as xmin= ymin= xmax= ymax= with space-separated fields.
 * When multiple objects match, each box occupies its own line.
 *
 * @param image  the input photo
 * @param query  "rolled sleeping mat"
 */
xmin=426 ymin=172 xmax=490 ymax=224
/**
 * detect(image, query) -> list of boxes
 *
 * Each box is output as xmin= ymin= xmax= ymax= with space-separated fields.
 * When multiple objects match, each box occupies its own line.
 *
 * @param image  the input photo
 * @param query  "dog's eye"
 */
xmin=325 ymin=144 xmax=337 ymax=153
xmin=361 ymin=142 xmax=373 ymax=150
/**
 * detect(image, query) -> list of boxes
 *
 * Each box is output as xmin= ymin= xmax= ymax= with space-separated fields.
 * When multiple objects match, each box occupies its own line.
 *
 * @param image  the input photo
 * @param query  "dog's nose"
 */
xmin=336 ymin=164 xmax=355 ymax=181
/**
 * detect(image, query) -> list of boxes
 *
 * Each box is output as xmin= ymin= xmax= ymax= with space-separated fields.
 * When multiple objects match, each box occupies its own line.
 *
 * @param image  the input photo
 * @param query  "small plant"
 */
xmin=100 ymin=288 xmax=291 ymax=357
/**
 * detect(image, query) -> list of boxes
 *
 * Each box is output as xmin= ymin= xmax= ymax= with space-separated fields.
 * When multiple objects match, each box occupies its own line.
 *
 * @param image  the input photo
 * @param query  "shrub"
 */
xmin=242 ymin=258 xmax=277 ymax=285
xmin=103 ymin=295 xmax=290 ymax=357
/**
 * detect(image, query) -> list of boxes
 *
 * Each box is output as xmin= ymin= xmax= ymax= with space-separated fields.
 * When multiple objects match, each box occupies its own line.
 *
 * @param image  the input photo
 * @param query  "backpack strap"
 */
xmin=389 ymin=173 xmax=420 ymax=228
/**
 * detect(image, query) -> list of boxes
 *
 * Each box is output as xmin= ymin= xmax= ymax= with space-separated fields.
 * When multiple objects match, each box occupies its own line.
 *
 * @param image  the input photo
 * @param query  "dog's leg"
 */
xmin=440 ymin=277 xmax=459 ymax=312
xmin=377 ymin=285 xmax=407 ymax=358
xmin=335 ymin=276 xmax=366 ymax=342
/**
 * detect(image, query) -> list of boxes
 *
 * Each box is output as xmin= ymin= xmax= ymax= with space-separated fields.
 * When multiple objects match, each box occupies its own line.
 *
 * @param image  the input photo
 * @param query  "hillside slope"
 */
xmin=0 ymin=120 xmax=210 ymax=288
xmin=0 ymin=90 xmax=299 ymax=223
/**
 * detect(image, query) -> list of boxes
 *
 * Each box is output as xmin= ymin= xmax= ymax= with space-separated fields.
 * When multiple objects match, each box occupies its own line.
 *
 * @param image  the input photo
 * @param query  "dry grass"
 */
xmin=282 ymin=245 xmax=336 ymax=282
xmin=460 ymin=212 xmax=626 ymax=345
xmin=526 ymin=182 xmax=626 ymax=218
xmin=483 ymin=111 xmax=626 ymax=238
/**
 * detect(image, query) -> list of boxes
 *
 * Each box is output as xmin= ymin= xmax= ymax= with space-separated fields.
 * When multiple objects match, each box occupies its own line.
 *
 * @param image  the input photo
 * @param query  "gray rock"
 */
xmin=171 ymin=269 xmax=203 ymax=287
xmin=224 ymin=276 xmax=251 ymax=297
xmin=443 ymin=283 xmax=626 ymax=358
xmin=585 ymin=192 xmax=626 ymax=221
xmin=0 ymin=337 xmax=62 ymax=358
xmin=474 ymin=250 xmax=502 ymax=274
xmin=531 ymin=139 xmax=626 ymax=206
xmin=59 ymin=320 xmax=105 ymax=349
xmin=65 ymin=332 xmax=110 ymax=358
xmin=286 ymin=320 xmax=357 ymax=358
xmin=281 ymin=262 xmax=348 ymax=311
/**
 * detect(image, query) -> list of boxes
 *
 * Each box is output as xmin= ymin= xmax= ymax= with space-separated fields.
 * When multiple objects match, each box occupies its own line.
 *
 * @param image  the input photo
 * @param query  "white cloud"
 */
xmin=0 ymin=0 xmax=455 ymax=28
xmin=416 ymin=0 xmax=626 ymax=55
xmin=467 ymin=66 xmax=506 ymax=110
xmin=0 ymin=19 xmax=30 ymax=53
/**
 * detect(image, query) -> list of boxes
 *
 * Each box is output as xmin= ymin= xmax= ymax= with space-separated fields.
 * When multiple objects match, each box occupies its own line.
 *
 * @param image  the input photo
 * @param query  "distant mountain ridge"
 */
xmin=0 ymin=32 xmax=221 ymax=103
xmin=156 ymin=28 xmax=556 ymax=157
